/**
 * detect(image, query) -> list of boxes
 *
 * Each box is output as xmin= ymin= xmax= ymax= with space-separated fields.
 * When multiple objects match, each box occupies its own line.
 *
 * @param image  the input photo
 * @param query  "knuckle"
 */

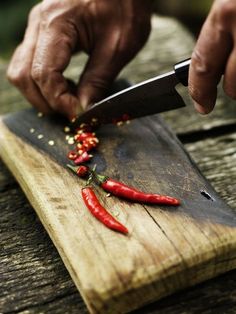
xmin=56 ymin=34 xmax=74 ymax=50
xmin=40 ymin=0 xmax=67 ymax=23
xmin=40 ymin=0 xmax=72 ymax=29
xmin=41 ymin=0 xmax=62 ymax=15
xmin=191 ymin=50 xmax=214 ymax=78
xmin=224 ymin=84 xmax=236 ymax=99
xmin=7 ymin=65 xmax=28 ymax=87
xmin=188 ymin=83 xmax=204 ymax=103
xmin=28 ymin=3 xmax=42 ymax=21
xmin=31 ymin=64 xmax=47 ymax=83
xmin=89 ymin=77 xmax=109 ymax=91
xmin=216 ymin=0 xmax=236 ymax=21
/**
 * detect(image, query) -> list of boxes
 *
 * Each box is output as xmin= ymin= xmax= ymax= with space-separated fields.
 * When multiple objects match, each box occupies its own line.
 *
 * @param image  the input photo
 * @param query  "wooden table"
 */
xmin=0 ymin=16 xmax=236 ymax=313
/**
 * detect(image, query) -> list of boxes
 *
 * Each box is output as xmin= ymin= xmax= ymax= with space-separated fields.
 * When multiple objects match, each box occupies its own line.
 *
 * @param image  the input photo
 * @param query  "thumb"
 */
xmin=77 ymin=44 xmax=131 ymax=110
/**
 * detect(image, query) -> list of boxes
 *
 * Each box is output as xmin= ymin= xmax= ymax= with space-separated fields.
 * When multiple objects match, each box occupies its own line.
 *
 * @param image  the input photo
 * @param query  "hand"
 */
xmin=7 ymin=0 xmax=152 ymax=120
xmin=189 ymin=0 xmax=236 ymax=114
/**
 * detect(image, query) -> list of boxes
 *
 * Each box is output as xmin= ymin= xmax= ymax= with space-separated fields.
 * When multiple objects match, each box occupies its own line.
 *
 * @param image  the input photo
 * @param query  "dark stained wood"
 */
xmin=3 ymin=109 xmax=235 ymax=229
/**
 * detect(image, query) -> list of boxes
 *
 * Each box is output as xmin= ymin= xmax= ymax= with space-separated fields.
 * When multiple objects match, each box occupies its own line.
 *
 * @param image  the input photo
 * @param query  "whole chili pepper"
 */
xmin=95 ymin=174 xmax=180 ymax=206
xmin=82 ymin=187 xmax=128 ymax=234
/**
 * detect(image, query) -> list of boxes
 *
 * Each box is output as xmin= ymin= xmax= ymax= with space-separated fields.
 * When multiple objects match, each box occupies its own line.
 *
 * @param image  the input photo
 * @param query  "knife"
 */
xmin=73 ymin=58 xmax=191 ymax=126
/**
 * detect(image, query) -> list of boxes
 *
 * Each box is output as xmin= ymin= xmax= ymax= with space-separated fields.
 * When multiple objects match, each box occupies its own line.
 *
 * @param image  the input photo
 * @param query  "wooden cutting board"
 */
xmin=0 ymin=107 xmax=236 ymax=314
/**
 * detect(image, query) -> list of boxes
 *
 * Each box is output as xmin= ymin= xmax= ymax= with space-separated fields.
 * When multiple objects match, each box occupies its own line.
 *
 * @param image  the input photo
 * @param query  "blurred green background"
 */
xmin=0 ymin=0 xmax=213 ymax=60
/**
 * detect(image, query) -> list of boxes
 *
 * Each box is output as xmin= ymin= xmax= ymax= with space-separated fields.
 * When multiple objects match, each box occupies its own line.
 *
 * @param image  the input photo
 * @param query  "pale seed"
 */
xmin=48 ymin=140 xmax=55 ymax=146
xmin=64 ymin=126 xmax=70 ymax=133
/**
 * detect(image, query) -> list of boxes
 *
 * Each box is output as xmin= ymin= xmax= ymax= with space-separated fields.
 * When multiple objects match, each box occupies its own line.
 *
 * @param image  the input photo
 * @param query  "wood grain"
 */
xmin=0 ymin=106 xmax=236 ymax=313
xmin=1 ymin=131 xmax=236 ymax=314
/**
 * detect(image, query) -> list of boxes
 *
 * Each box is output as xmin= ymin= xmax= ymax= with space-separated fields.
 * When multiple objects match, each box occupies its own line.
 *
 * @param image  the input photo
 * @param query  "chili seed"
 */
xmin=37 ymin=134 xmax=44 ymax=139
xmin=77 ymin=149 xmax=84 ymax=155
xmin=30 ymin=128 xmax=35 ymax=133
xmin=112 ymin=210 xmax=120 ymax=217
xmin=37 ymin=112 xmax=43 ymax=118
xmin=64 ymin=126 xmax=70 ymax=133
xmin=68 ymin=137 xmax=75 ymax=145
xmin=48 ymin=140 xmax=55 ymax=146
xmin=67 ymin=151 xmax=78 ymax=160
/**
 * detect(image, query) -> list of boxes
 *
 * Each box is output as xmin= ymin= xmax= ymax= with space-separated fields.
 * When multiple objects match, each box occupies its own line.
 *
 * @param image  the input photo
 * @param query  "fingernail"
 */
xmin=193 ymin=101 xmax=208 ymax=115
xmin=75 ymin=102 xmax=83 ymax=116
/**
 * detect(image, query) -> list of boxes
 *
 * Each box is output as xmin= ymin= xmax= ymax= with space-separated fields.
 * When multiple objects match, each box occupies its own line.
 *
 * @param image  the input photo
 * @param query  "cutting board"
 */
xmin=0 ymin=106 xmax=236 ymax=314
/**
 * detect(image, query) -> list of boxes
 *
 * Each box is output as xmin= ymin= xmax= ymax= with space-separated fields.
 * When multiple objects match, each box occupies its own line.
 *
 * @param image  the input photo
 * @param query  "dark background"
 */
xmin=0 ymin=0 xmax=213 ymax=60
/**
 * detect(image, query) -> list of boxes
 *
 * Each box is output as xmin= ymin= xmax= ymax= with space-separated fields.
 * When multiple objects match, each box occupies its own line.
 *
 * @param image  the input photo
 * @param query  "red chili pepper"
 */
xmin=96 ymin=175 xmax=180 ymax=206
xmin=122 ymin=113 xmax=130 ymax=121
xmin=67 ymin=164 xmax=89 ymax=177
xmin=82 ymin=187 xmax=128 ymax=234
xmin=74 ymin=151 xmax=92 ymax=165
xmin=75 ymin=132 xmax=96 ymax=142
xmin=83 ymin=137 xmax=98 ymax=150
xmin=67 ymin=150 xmax=78 ymax=160
xmin=77 ymin=166 xmax=89 ymax=177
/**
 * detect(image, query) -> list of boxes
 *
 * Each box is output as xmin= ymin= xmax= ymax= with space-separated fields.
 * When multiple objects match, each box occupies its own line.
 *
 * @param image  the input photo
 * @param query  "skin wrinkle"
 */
xmin=3 ymin=1 xmax=148 ymax=117
xmin=189 ymin=0 xmax=236 ymax=113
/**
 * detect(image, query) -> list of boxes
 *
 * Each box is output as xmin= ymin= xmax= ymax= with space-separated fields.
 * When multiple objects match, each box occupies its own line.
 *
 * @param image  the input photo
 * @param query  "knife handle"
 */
xmin=174 ymin=58 xmax=191 ymax=86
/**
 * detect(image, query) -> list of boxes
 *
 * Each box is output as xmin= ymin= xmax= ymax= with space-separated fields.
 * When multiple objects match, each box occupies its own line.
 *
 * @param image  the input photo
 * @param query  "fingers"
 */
xmin=77 ymin=21 xmax=151 ymax=109
xmin=189 ymin=0 xmax=236 ymax=114
xmin=8 ymin=2 xmax=82 ymax=120
xmin=8 ymin=0 xmax=152 ymax=118
xmin=7 ymin=4 xmax=51 ymax=113
xmin=31 ymin=10 xmax=82 ymax=119
xmin=189 ymin=7 xmax=233 ymax=114
xmin=77 ymin=45 xmax=124 ymax=110
xmin=223 ymin=46 xmax=236 ymax=99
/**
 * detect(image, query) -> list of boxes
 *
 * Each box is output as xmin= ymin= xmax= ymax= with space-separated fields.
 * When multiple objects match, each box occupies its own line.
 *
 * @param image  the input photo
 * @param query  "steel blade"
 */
xmin=74 ymin=71 xmax=186 ymax=126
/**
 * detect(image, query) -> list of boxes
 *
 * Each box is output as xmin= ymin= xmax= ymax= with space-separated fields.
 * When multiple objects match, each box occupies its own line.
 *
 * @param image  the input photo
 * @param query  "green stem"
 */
xmin=67 ymin=164 xmax=78 ymax=174
xmin=90 ymin=170 xmax=107 ymax=185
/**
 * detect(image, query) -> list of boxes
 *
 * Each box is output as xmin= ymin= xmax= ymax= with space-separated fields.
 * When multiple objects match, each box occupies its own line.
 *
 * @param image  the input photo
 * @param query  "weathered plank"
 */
xmin=0 ymin=130 xmax=236 ymax=314
xmin=185 ymin=133 xmax=236 ymax=210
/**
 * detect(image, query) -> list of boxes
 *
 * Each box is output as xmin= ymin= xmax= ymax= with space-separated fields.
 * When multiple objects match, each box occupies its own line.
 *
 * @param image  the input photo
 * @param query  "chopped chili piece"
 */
xmin=74 ymin=151 xmax=92 ymax=164
xmin=67 ymin=164 xmax=89 ymax=177
xmin=122 ymin=114 xmax=130 ymax=121
xmin=82 ymin=187 xmax=128 ymax=234
xmin=77 ymin=148 xmax=86 ymax=155
xmin=67 ymin=151 xmax=78 ymax=160
xmin=83 ymin=137 xmax=98 ymax=150
xmin=76 ymin=132 xmax=96 ymax=141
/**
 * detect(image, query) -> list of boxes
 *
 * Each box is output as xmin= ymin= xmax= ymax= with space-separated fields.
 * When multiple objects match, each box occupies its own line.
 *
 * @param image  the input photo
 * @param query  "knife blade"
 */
xmin=73 ymin=58 xmax=191 ymax=127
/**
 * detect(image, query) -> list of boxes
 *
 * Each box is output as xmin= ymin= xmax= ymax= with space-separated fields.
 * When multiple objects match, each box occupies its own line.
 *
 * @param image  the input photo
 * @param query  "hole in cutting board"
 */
xmin=200 ymin=190 xmax=215 ymax=201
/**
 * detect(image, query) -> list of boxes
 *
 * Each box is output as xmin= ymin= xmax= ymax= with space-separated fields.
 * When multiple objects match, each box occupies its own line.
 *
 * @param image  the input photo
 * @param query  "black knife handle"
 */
xmin=174 ymin=58 xmax=191 ymax=86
